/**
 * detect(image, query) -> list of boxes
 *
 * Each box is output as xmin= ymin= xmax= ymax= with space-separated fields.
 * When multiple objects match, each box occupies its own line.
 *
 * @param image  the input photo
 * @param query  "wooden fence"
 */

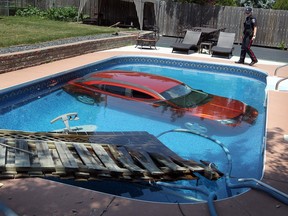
xmin=158 ymin=1 xmax=288 ymax=48
xmin=1 ymin=0 xmax=288 ymax=48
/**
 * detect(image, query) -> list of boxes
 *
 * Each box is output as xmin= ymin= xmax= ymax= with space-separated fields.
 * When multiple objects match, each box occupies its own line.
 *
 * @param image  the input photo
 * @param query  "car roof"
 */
xmin=85 ymin=70 xmax=182 ymax=93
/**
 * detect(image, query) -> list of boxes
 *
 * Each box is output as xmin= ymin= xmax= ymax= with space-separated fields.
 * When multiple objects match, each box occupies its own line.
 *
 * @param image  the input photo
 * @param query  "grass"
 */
xmin=0 ymin=16 xmax=123 ymax=48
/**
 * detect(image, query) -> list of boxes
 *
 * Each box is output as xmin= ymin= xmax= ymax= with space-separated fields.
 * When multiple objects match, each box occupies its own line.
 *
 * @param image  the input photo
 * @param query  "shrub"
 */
xmin=278 ymin=41 xmax=287 ymax=50
xmin=46 ymin=7 xmax=78 ymax=22
xmin=15 ymin=6 xmax=78 ymax=22
xmin=15 ymin=5 xmax=45 ymax=17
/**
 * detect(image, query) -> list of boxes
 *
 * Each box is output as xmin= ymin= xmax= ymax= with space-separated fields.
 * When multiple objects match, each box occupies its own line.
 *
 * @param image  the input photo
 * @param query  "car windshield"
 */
xmin=160 ymin=84 xmax=212 ymax=108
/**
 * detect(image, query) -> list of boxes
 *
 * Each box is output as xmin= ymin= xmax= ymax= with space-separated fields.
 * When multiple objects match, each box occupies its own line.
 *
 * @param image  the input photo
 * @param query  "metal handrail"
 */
xmin=275 ymin=77 xmax=288 ymax=90
xmin=274 ymin=63 xmax=288 ymax=76
xmin=273 ymin=63 xmax=288 ymax=90
xmin=238 ymin=178 xmax=288 ymax=201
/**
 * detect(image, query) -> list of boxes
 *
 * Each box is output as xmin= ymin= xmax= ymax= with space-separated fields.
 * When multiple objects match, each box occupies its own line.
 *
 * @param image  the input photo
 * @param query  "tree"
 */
xmin=273 ymin=0 xmax=288 ymax=10
xmin=172 ymin=0 xmax=278 ymax=8
xmin=216 ymin=0 xmax=237 ymax=6
xmin=172 ymin=0 xmax=215 ymax=4
xmin=173 ymin=0 xmax=237 ymax=5
xmin=237 ymin=0 xmax=274 ymax=8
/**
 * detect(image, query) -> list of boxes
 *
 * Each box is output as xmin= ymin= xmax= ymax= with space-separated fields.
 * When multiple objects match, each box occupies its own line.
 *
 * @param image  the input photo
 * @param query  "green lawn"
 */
xmin=0 ymin=16 xmax=121 ymax=48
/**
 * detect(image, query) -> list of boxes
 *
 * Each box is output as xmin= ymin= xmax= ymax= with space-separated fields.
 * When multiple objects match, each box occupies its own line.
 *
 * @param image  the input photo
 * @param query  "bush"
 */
xmin=46 ymin=7 xmax=78 ymax=22
xmin=15 ymin=6 xmax=45 ymax=17
xmin=15 ymin=6 xmax=78 ymax=22
xmin=273 ymin=0 xmax=288 ymax=10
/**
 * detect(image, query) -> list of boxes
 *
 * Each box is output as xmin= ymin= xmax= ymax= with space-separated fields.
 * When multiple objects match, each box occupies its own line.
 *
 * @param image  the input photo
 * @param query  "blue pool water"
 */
xmin=0 ymin=56 xmax=267 ymax=203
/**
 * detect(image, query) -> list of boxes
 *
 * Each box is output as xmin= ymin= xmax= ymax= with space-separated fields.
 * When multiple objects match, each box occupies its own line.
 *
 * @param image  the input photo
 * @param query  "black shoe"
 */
xmin=249 ymin=60 xmax=258 ymax=66
xmin=235 ymin=60 xmax=244 ymax=64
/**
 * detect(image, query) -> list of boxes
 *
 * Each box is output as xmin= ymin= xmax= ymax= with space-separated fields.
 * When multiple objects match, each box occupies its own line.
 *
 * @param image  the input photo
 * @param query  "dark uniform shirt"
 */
xmin=243 ymin=15 xmax=257 ymax=37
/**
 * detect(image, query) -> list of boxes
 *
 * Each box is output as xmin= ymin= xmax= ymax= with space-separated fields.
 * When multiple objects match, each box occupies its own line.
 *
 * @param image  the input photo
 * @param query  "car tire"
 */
xmin=76 ymin=94 xmax=95 ymax=105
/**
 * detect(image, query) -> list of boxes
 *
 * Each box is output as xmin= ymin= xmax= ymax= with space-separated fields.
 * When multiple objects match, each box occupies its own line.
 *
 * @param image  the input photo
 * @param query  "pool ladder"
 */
xmin=273 ymin=63 xmax=288 ymax=90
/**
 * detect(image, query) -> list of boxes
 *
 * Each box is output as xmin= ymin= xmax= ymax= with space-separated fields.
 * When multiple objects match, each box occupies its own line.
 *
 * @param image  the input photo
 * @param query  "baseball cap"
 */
xmin=245 ymin=7 xmax=253 ymax=14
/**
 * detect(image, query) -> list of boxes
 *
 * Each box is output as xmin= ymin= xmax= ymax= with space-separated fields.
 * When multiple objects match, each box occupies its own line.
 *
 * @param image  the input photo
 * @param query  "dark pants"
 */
xmin=240 ymin=35 xmax=257 ymax=62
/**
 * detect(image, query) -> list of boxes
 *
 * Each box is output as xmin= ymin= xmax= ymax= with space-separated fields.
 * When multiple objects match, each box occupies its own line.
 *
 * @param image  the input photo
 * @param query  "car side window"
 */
xmin=131 ymin=90 xmax=154 ymax=99
xmin=91 ymin=84 xmax=153 ymax=99
xmin=104 ymin=85 xmax=126 ymax=96
xmin=91 ymin=84 xmax=102 ymax=90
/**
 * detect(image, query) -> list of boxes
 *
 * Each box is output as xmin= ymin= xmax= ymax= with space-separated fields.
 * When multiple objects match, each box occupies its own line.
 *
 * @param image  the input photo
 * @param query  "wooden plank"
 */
xmin=0 ymin=138 xmax=7 ymax=168
xmin=55 ymin=142 xmax=78 ymax=169
xmin=149 ymin=152 xmax=189 ymax=172
xmin=0 ymin=130 xmax=223 ymax=181
xmin=15 ymin=139 xmax=31 ymax=168
xmin=35 ymin=140 xmax=55 ymax=168
xmin=0 ymin=138 xmax=34 ymax=155
xmin=5 ymin=139 xmax=15 ymax=170
xmin=171 ymin=156 xmax=204 ymax=172
xmin=26 ymin=140 xmax=44 ymax=174
xmin=51 ymin=149 xmax=63 ymax=167
xmin=91 ymin=144 xmax=125 ymax=173
xmin=200 ymin=160 xmax=224 ymax=179
xmin=128 ymin=149 xmax=163 ymax=175
xmin=0 ymin=171 xmax=17 ymax=179
xmin=50 ymin=149 xmax=65 ymax=174
xmin=73 ymin=143 xmax=106 ymax=171
xmin=108 ymin=145 xmax=144 ymax=173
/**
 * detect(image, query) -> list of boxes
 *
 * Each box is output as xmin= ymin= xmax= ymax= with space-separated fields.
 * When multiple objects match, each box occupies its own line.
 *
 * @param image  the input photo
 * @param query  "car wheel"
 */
xmin=76 ymin=94 xmax=95 ymax=105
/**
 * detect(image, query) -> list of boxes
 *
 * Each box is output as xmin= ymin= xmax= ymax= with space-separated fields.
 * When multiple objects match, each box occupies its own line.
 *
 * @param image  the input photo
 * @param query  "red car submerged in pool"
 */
xmin=63 ymin=70 xmax=258 ymax=127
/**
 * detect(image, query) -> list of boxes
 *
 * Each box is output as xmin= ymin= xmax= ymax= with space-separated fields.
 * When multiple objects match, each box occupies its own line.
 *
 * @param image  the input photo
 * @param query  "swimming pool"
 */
xmin=0 ymin=55 xmax=267 ymax=203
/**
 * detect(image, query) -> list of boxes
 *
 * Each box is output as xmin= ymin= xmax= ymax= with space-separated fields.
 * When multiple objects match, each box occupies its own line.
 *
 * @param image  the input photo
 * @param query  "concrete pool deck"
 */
xmin=0 ymin=43 xmax=287 ymax=216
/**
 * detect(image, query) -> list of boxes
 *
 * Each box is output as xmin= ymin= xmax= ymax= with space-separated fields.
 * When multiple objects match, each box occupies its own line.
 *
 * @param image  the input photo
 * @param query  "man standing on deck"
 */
xmin=235 ymin=7 xmax=258 ymax=66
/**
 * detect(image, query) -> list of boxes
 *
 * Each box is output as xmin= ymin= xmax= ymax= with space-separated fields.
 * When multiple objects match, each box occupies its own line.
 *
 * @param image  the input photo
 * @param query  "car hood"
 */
xmin=188 ymin=95 xmax=246 ymax=120
xmin=163 ymin=91 xmax=247 ymax=121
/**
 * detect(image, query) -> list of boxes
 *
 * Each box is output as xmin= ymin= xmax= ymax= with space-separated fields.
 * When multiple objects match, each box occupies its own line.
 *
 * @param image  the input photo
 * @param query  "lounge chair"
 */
xmin=171 ymin=30 xmax=201 ymax=54
xmin=211 ymin=32 xmax=236 ymax=58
